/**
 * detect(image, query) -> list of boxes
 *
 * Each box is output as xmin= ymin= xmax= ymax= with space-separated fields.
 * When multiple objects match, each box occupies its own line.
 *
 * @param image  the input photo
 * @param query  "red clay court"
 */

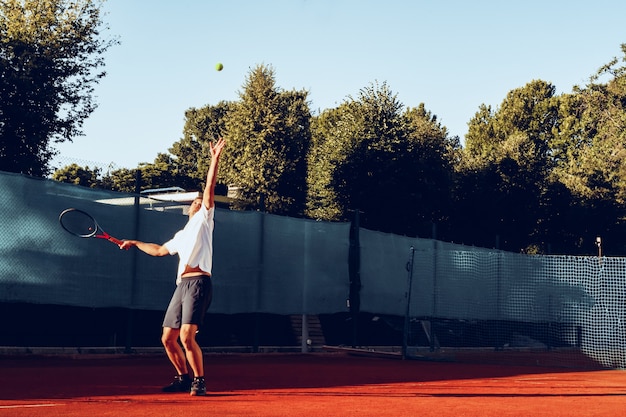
xmin=1 ymin=352 xmax=625 ymax=417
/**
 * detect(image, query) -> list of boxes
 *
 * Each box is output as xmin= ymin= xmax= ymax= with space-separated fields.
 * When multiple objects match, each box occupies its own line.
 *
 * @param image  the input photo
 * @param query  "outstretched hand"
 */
xmin=119 ymin=240 xmax=135 ymax=250
xmin=210 ymin=138 xmax=226 ymax=158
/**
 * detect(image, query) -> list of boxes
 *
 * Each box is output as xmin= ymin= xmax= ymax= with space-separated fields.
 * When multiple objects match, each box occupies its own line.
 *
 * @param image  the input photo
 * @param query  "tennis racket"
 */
xmin=59 ymin=208 xmax=123 ymax=246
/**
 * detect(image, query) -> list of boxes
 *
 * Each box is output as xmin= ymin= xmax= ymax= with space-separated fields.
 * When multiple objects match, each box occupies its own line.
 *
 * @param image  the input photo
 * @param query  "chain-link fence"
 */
xmin=2 ymin=170 xmax=626 ymax=368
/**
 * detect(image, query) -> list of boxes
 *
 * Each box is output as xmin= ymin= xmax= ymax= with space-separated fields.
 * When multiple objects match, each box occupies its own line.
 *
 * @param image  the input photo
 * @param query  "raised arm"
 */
xmin=203 ymin=138 xmax=226 ymax=209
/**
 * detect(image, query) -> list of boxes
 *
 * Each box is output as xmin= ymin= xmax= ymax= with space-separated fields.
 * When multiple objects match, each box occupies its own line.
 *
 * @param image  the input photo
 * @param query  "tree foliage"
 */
xmin=553 ymin=45 xmax=626 ymax=204
xmin=52 ymin=162 xmax=101 ymax=187
xmin=458 ymin=45 xmax=626 ymax=254
xmin=219 ymin=64 xmax=311 ymax=216
xmin=168 ymin=101 xmax=232 ymax=191
xmin=49 ymin=43 xmax=626 ymax=255
xmin=307 ymin=82 xmax=458 ymax=236
xmin=0 ymin=0 xmax=117 ymax=176
xmin=459 ymin=80 xmax=562 ymax=251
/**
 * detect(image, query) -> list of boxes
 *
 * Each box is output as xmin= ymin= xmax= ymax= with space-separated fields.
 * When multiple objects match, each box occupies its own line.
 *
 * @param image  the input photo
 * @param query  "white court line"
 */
xmin=0 ymin=404 xmax=62 ymax=409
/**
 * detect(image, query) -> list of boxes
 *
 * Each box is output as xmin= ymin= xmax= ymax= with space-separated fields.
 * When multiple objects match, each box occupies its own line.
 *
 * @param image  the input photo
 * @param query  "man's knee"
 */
xmin=161 ymin=327 xmax=180 ymax=348
xmin=179 ymin=324 xmax=198 ymax=349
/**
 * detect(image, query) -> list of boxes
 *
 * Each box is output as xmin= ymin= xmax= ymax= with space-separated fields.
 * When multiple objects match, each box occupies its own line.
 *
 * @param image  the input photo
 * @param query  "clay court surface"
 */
xmin=1 ymin=352 xmax=625 ymax=416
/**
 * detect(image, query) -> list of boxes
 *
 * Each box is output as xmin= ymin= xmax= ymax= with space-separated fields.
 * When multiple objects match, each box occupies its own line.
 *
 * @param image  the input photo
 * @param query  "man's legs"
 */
xmin=180 ymin=323 xmax=206 ymax=396
xmin=161 ymin=326 xmax=193 ymax=392
xmin=162 ymin=284 xmax=187 ymax=376
xmin=162 ymin=327 xmax=187 ymax=375
xmin=161 ymin=277 xmax=210 ymax=395
xmin=180 ymin=323 xmax=203 ymax=377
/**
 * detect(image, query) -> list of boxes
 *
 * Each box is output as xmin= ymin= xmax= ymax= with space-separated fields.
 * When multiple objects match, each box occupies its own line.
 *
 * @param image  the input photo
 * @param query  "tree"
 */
xmin=402 ymin=104 xmax=460 ymax=238
xmin=53 ymin=102 xmax=229 ymax=194
xmin=0 ymin=0 xmax=118 ymax=176
xmin=168 ymin=101 xmax=231 ymax=190
xmin=52 ymin=163 xmax=101 ymax=187
xmin=98 ymin=154 xmax=198 ymax=193
xmin=306 ymin=105 xmax=351 ymax=221
xmin=220 ymin=64 xmax=311 ymax=216
xmin=549 ymin=44 xmax=626 ymax=254
xmin=553 ymin=44 xmax=626 ymax=204
xmin=459 ymin=80 xmax=560 ymax=252
xmin=98 ymin=167 xmax=131 ymax=192
xmin=307 ymin=82 xmax=458 ymax=237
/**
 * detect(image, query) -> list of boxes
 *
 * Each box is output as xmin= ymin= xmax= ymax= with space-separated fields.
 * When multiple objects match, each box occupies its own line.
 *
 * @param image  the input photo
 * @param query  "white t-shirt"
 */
xmin=163 ymin=204 xmax=215 ymax=284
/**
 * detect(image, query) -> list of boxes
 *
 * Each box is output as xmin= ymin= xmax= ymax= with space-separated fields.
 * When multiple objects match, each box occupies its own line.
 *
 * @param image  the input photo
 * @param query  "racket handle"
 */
xmin=108 ymin=236 xmax=123 ymax=246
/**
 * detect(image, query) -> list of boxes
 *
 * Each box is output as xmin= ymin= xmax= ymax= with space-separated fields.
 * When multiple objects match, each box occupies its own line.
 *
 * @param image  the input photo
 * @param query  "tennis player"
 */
xmin=119 ymin=138 xmax=226 ymax=396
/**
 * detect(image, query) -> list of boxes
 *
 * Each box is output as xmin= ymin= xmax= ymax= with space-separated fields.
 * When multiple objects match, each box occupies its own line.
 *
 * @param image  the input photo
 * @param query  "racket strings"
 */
xmin=60 ymin=210 xmax=98 ymax=237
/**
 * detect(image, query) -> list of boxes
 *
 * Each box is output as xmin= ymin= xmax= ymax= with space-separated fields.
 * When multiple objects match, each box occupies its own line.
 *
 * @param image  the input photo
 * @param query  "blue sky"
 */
xmin=54 ymin=0 xmax=626 ymax=170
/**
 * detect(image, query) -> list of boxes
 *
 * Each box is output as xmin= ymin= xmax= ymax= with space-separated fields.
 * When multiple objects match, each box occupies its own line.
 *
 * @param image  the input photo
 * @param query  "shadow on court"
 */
xmin=2 ymin=353 xmax=626 ymax=417
xmin=0 ymin=352 xmax=612 ymax=400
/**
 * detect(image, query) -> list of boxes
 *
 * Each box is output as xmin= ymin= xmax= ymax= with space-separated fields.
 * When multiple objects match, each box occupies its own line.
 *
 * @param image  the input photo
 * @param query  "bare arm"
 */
xmin=203 ymin=138 xmax=226 ymax=209
xmin=119 ymin=240 xmax=170 ymax=257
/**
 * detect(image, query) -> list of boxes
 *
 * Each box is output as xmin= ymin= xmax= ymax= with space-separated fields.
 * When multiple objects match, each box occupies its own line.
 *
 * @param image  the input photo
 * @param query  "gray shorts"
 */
xmin=162 ymin=276 xmax=213 ymax=329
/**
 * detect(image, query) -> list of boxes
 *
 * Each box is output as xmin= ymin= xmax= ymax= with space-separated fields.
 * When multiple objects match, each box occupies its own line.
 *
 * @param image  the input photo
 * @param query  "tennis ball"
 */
xmin=215 ymin=62 xmax=223 ymax=71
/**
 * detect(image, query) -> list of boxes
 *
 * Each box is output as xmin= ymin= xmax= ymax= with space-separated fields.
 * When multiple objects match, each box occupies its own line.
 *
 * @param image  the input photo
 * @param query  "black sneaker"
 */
xmin=162 ymin=375 xmax=192 ymax=393
xmin=190 ymin=378 xmax=206 ymax=396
